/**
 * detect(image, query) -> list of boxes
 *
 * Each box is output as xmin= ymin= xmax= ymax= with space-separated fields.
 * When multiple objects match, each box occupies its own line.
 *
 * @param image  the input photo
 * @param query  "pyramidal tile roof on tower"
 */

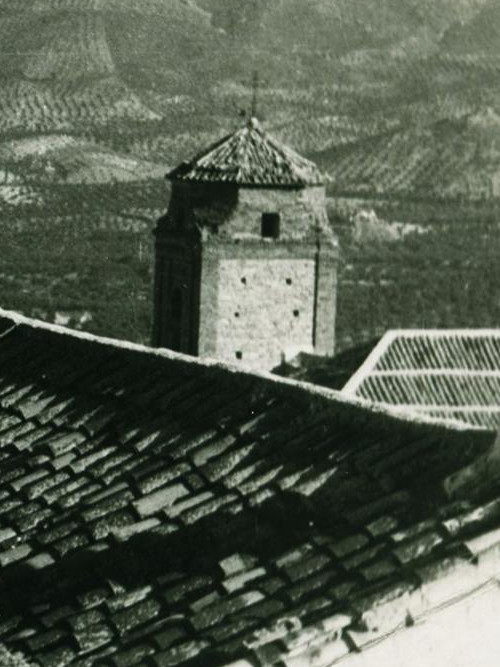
xmin=167 ymin=117 xmax=324 ymax=187
xmin=1 ymin=311 xmax=500 ymax=666
xmin=343 ymin=329 xmax=500 ymax=429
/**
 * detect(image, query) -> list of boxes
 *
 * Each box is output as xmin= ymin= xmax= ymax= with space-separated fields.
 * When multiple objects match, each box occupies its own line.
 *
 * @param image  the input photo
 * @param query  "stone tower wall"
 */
xmin=314 ymin=244 xmax=338 ymax=357
xmin=198 ymin=241 xmax=319 ymax=369
xmin=170 ymin=182 xmax=332 ymax=241
xmin=154 ymin=182 xmax=338 ymax=370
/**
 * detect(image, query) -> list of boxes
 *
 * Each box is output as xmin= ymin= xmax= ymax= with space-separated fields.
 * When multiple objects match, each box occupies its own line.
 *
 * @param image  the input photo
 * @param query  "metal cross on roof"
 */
xmin=251 ymin=70 xmax=260 ymax=119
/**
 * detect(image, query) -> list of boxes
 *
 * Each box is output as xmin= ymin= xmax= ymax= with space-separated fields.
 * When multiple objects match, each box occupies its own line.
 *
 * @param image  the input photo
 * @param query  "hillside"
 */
xmin=1 ymin=0 xmax=500 ymax=350
xmin=320 ymin=108 xmax=500 ymax=198
xmin=1 ymin=0 xmax=500 ymax=172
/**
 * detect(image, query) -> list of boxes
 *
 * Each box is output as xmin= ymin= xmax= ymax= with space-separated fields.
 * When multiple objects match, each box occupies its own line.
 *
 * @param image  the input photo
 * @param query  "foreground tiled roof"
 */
xmin=343 ymin=329 xmax=500 ymax=429
xmin=0 ymin=312 xmax=500 ymax=667
xmin=167 ymin=118 xmax=324 ymax=187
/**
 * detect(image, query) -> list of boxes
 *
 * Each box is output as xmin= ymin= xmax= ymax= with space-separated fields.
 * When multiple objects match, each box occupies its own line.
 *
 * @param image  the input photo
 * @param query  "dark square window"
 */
xmin=235 ymin=351 xmax=243 ymax=360
xmin=261 ymin=213 xmax=280 ymax=239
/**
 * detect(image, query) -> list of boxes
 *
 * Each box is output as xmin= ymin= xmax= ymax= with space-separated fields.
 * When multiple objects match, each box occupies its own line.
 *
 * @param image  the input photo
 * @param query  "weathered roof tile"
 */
xmin=74 ymin=623 xmax=114 ymax=654
xmin=392 ymin=531 xmax=443 ymax=565
xmin=57 ymin=482 xmax=103 ymax=510
xmin=40 ymin=606 xmax=77 ymax=629
xmin=90 ymin=509 xmax=136 ymax=540
xmin=327 ymin=534 xmax=370 ymax=559
xmin=67 ymin=609 xmax=106 ymax=633
xmin=11 ymin=468 xmax=49 ymax=492
xmin=111 ymin=643 xmax=156 ymax=667
xmin=152 ymin=640 xmax=210 ymax=667
xmin=282 ymin=553 xmax=333 ymax=583
xmin=222 ymin=568 xmax=267 ymax=594
xmin=219 ymin=553 xmax=259 ymax=578
xmin=191 ymin=433 xmax=238 ymax=467
xmin=366 ymin=515 xmax=399 ymax=538
xmin=134 ymin=483 xmax=189 ymax=518
xmin=112 ymin=599 xmax=162 ymax=636
xmin=52 ymin=532 xmax=89 ymax=557
xmin=26 ymin=629 xmax=67 ymax=653
xmin=106 ymin=587 xmax=153 ymax=613
xmin=38 ymin=645 xmax=76 ymax=666
xmin=168 ymin=118 xmax=323 ymax=188
xmin=191 ymin=592 xmax=265 ymax=631
xmin=180 ymin=493 xmax=239 ymax=525
xmin=42 ymin=431 xmax=87 ymax=458
xmin=81 ymin=489 xmax=135 ymax=523
xmin=0 ymin=543 xmax=32 ymax=566
xmin=284 ymin=571 xmax=338 ymax=604
xmin=162 ymin=576 xmax=213 ymax=606
xmin=136 ymin=463 xmax=192 ymax=495
xmin=25 ymin=471 xmax=71 ymax=500
xmin=0 ymin=527 xmax=17 ymax=544
xmin=361 ymin=558 xmax=398 ymax=582
xmin=153 ymin=625 xmax=188 ymax=650
xmin=0 ymin=311 xmax=497 ymax=667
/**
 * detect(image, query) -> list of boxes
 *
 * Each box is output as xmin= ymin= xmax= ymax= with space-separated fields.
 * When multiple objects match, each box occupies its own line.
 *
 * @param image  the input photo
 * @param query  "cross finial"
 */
xmin=251 ymin=70 xmax=259 ymax=119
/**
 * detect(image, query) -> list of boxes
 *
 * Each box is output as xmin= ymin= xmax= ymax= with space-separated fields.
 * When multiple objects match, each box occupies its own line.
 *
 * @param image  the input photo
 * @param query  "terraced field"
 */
xmin=0 ymin=0 xmax=500 ymax=352
xmin=320 ymin=105 xmax=500 ymax=198
xmin=0 ymin=179 xmax=162 ymax=344
xmin=333 ymin=198 xmax=500 ymax=350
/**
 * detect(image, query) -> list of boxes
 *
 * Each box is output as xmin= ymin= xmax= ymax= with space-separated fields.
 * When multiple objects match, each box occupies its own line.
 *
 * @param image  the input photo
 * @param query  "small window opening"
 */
xmin=234 ymin=312 xmax=240 ymax=318
xmin=261 ymin=213 xmax=280 ymax=239
xmin=286 ymin=278 xmax=292 ymax=285
xmin=235 ymin=351 xmax=243 ymax=360
xmin=241 ymin=277 xmax=247 ymax=285
xmin=293 ymin=309 xmax=300 ymax=318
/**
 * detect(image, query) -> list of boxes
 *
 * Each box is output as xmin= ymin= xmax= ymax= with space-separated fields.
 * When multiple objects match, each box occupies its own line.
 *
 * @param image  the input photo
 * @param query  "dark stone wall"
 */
xmin=153 ymin=227 xmax=201 ymax=355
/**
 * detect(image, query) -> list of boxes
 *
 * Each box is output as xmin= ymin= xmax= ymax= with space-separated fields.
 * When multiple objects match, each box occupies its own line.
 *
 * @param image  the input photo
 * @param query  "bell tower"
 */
xmin=153 ymin=118 xmax=339 ymax=371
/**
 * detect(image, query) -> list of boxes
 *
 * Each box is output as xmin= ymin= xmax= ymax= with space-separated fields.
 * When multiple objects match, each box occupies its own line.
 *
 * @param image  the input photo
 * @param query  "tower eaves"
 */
xmin=167 ymin=118 xmax=324 ymax=188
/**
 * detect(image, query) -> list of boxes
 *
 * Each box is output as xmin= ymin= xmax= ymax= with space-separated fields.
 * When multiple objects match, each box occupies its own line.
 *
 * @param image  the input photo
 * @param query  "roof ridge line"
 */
xmin=383 ymin=328 xmax=500 ymax=337
xmin=0 ymin=308 xmax=487 ymax=436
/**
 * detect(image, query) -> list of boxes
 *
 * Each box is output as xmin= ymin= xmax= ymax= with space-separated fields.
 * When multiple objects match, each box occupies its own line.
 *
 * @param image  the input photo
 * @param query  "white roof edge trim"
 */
xmin=383 ymin=328 xmax=500 ymax=338
xmin=342 ymin=330 xmax=398 ymax=396
xmin=349 ymin=402 xmax=497 ymax=430
xmin=0 ymin=309 xmax=487 ymax=434
xmin=368 ymin=369 xmax=500 ymax=378
xmin=375 ymin=403 xmax=500 ymax=414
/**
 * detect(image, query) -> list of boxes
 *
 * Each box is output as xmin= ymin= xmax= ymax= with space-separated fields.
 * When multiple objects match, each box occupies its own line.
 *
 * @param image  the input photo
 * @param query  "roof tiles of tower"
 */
xmin=167 ymin=118 xmax=324 ymax=187
xmin=0 ymin=312 xmax=499 ymax=666
xmin=343 ymin=329 xmax=500 ymax=429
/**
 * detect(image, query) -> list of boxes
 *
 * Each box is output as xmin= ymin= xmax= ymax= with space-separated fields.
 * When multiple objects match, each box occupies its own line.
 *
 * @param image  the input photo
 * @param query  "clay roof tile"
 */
xmin=167 ymin=117 xmax=324 ymax=187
